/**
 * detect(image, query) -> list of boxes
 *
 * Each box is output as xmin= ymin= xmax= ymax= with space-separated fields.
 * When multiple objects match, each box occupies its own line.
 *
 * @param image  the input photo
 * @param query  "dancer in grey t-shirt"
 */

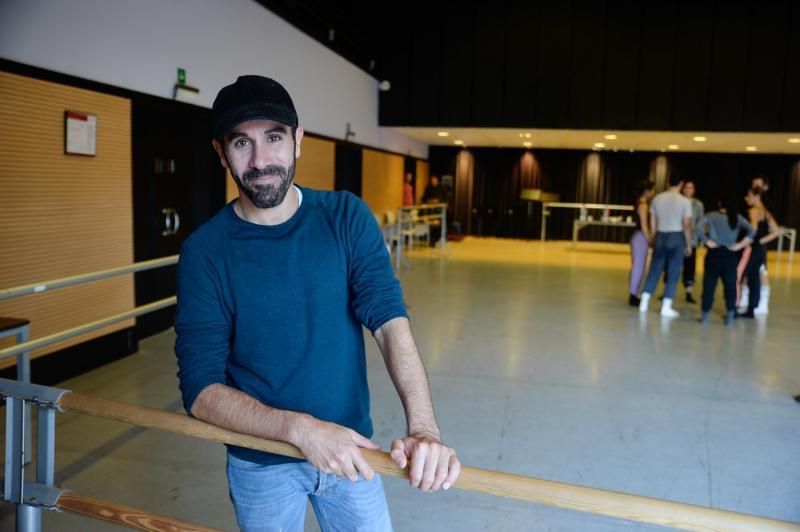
xmin=638 ymin=174 xmax=693 ymax=317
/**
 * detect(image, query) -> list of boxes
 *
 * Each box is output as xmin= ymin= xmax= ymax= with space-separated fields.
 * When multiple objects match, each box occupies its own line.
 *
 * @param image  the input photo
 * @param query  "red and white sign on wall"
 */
xmin=65 ymin=111 xmax=97 ymax=156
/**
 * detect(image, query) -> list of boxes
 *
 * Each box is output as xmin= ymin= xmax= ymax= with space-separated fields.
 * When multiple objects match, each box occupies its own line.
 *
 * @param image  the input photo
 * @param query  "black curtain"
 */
xmin=431 ymin=146 xmax=800 ymax=242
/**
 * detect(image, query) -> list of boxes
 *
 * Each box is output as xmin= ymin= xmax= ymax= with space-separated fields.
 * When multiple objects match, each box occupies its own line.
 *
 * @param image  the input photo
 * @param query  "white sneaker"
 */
xmin=660 ymin=298 xmax=679 ymax=318
xmin=639 ymin=292 xmax=651 ymax=313
xmin=754 ymin=287 xmax=769 ymax=315
xmin=738 ymin=286 xmax=749 ymax=311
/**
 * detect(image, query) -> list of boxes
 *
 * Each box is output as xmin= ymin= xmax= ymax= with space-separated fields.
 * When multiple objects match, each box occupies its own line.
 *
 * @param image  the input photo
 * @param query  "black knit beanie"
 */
xmin=211 ymin=75 xmax=298 ymax=139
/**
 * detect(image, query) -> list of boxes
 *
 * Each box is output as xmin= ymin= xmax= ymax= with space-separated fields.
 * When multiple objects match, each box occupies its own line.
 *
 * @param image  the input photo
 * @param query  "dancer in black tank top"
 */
xmin=738 ymin=188 xmax=780 ymax=318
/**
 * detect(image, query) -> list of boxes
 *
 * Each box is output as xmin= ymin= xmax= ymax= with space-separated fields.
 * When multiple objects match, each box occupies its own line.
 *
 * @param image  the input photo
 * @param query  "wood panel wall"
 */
xmin=0 ymin=72 xmax=134 ymax=369
xmin=415 ymin=160 xmax=430 ymax=205
xmin=225 ymin=134 xmax=336 ymax=203
xmin=362 ymin=149 xmax=404 ymax=217
xmin=295 ymin=135 xmax=335 ymax=191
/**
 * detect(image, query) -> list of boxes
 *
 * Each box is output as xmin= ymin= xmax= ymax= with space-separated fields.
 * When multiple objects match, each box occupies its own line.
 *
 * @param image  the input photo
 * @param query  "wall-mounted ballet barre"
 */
xmin=2 ymin=378 xmax=797 ymax=532
xmin=0 ymin=255 xmax=179 ymax=301
xmin=0 ymin=257 xmax=180 ymax=492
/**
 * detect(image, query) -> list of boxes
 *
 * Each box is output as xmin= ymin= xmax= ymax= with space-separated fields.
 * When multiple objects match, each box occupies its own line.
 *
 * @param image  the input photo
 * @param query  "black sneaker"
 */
xmin=736 ymin=308 xmax=755 ymax=319
xmin=686 ymin=293 xmax=697 ymax=304
xmin=629 ymin=294 xmax=641 ymax=307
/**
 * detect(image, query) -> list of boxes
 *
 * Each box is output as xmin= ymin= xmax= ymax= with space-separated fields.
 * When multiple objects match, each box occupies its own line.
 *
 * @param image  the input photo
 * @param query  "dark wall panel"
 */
xmin=636 ymin=0 xmax=677 ymax=130
xmin=602 ymin=0 xmax=641 ymax=129
xmin=409 ymin=7 xmax=444 ymax=125
xmin=440 ymin=8 xmax=475 ymax=125
xmin=742 ymin=0 xmax=790 ymax=131
xmin=535 ymin=1 xmax=573 ymax=128
xmin=378 ymin=21 xmax=411 ymax=126
xmin=472 ymin=3 xmax=507 ymax=126
xmin=378 ymin=0 xmax=800 ymax=131
xmin=671 ymin=0 xmax=714 ymax=130
xmin=781 ymin=3 xmax=800 ymax=129
xmin=503 ymin=3 xmax=540 ymax=125
xmin=706 ymin=0 xmax=750 ymax=131
xmin=568 ymin=0 xmax=607 ymax=129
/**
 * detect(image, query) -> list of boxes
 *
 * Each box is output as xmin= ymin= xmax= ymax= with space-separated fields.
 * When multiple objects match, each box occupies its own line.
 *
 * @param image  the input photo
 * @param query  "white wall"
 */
xmin=0 ymin=0 xmax=427 ymax=158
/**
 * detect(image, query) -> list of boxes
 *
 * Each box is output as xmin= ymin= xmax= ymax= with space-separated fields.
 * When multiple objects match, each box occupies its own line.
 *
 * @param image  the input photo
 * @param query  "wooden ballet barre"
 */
xmin=56 ymin=491 xmax=221 ymax=532
xmin=56 ymin=392 xmax=800 ymax=532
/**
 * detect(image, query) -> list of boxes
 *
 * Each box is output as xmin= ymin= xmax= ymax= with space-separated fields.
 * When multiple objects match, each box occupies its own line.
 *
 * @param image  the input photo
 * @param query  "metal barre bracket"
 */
xmin=0 ymin=480 xmax=68 ymax=509
xmin=0 ymin=378 xmax=70 ymax=411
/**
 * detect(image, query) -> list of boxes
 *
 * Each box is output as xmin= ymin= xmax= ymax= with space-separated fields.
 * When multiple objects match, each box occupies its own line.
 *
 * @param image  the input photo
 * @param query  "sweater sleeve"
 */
xmin=174 ymin=240 xmax=232 ymax=414
xmin=695 ymin=216 xmax=709 ymax=244
xmin=738 ymin=215 xmax=756 ymax=239
xmin=346 ymin=195 xmax=408 ymax=333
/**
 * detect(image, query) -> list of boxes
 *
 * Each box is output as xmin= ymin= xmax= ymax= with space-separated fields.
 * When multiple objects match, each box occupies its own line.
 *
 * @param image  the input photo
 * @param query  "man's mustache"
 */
xmin=242 ymin=165 xmax=287 ymax=182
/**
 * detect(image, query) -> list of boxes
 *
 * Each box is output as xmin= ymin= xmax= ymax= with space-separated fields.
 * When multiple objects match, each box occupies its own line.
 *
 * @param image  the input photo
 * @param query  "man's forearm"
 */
xmin=374 ymin=317 xmax=440 ymax=440
xmin=191 ymin=383 xmax=308 ymax=446
xmin=683 ymin=219 xmax=693 ymax=248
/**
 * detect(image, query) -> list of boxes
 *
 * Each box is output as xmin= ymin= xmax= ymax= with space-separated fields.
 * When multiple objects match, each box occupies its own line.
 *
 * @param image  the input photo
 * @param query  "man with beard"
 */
xmin=174 ymin=75 xmax=459 ymax=531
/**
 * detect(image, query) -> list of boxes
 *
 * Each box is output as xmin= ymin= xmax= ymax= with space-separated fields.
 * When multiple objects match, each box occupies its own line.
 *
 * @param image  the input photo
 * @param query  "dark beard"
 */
xmin=232 ymin=159 xmax=296 ymax=209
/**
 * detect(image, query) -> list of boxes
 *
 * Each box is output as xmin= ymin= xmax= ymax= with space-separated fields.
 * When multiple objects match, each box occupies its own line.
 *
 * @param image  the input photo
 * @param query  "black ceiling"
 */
xmin=257 ymin=1 xmax=800 ymax=133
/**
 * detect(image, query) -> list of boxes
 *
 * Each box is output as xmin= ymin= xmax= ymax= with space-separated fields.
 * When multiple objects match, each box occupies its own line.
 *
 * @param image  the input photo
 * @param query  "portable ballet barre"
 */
xmin=2 ymin=379 xmax=798 ymax=532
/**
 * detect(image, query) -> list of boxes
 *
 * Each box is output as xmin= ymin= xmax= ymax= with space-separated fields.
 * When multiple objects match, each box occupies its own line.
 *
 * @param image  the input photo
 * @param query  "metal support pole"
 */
xmin=15 ymin=324 xmax=31 ymax=466
xmin=37 ymin=407 xmax=56 ymax=485
xmin=540 ymin=207 xmax=548 ymax=242
xmin=4 ymin=395 xmax=38 ymax=531
xmin=440 ymin=206 xmax=447 ymax=253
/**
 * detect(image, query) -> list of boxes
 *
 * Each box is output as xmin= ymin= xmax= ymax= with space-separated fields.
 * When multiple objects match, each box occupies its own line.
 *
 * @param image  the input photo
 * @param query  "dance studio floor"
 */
xmin=2 ymin=238 xmax=799 ymax=531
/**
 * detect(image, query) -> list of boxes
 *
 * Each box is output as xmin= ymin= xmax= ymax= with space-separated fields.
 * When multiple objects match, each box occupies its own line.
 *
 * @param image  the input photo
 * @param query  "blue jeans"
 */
xmin=227 ymin=453 xmax=393 ymax=532
xmin=643 ymin=232 xmax=685 ymax=300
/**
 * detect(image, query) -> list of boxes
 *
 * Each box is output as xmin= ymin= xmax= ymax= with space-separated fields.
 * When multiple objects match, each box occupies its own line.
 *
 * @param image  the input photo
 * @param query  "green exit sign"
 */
xmin=177 ymin=68 xmax=186 ymax=84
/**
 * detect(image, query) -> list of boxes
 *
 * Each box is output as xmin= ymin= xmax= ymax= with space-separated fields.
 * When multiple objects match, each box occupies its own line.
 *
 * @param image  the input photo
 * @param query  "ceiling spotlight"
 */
xmin=378 ymin=80 xmax=391 ymax=91
xmin=518 ymin=133 xmax=524 ymax=138
xmin=453 ymin=139 xmax=464 ymax=145
xmin=604 ymin=134 xmax=617 ymax=140
xmin=524 ymin=133 xmax=532 ymax=138
xmin=745 ymin=146 xmax=758 ymax=152
xmin=437 ymin=131 xmax=450 ymax=137
xmin=788 ymin=137 xmax=800 ymax=144
xmin=693 ymin=136 xmax=707 ymax=142
xmin=668 ymin=144 xmax=680 ymax=150
xmin=594 ymin=142 xmax=605 ymax=148
xmin=522 ymin=141 xmax=533 ymax=148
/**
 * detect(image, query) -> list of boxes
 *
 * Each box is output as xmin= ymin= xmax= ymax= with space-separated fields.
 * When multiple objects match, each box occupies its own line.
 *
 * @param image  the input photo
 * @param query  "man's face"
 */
xmin=752 ymin=177 xmax=768 ymax=192
xmin=212 ymin=119 xmax=303 ymax=209
xmin=682 ymin=182 xmax=695 ymax=198
xmin=431 ymin=176 xmax=440 ymax=186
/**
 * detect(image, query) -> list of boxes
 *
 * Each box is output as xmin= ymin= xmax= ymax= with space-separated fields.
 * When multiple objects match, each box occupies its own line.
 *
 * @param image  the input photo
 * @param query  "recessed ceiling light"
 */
xmin=693 ymin=136 xmax=707 ymax=142
xmin=594 ymin=142 xmax=605 ymax=148
xmin=668 ymin=144 xmax=680 ymax=150
xmin=524 ymin=133 xmax=532 ymax=138
xmin=522 ymin=141 xmax=533 ymax=148
xmin=437 ymin=131 xmax=450 ymax=137
xmin=745 ymin=146 xmax=757 ymax=152
xmin=518 ymin=133 xmax=524 ymax=138
xmin=788 ymin=137 xmax=800 ymax=144
xmin=453 ymin=139 xmax=464 ymax=145
xmin=604 ymin=134 xmax=617 ymax=140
